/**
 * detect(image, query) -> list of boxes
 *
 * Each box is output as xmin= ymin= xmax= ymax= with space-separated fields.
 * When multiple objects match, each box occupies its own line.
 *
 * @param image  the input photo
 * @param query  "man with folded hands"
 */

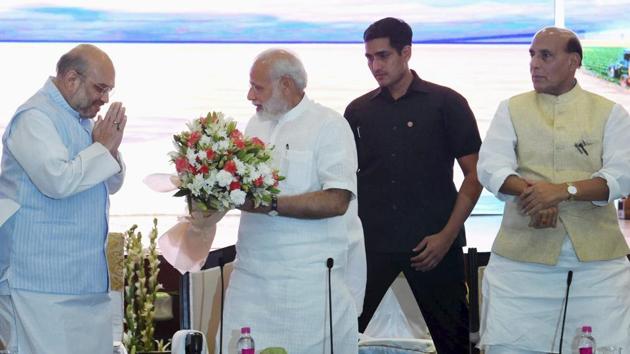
xmin=0 ymin=44 xmax=126 ymax=354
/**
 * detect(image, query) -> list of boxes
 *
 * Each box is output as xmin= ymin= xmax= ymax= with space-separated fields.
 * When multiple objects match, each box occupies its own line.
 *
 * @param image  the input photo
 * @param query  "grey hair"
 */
xmin=256 ymin=49 xmax=308 ymax=92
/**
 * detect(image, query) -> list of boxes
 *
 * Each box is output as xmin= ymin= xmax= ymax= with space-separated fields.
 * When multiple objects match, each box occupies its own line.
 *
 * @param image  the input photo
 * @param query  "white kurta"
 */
xmin=1 ymin=291 xmax=113 ymax=354
xmin=220 ymin=96 xmax=360 ymax=353
xmin=477 ymin=96 xmax=630 ymax=352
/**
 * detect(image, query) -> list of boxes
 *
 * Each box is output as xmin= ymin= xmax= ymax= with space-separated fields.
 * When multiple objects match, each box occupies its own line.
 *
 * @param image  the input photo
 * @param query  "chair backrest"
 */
xmin=107 ymin=232 xmax=125 ymax=342
xmin=180 ymin=245 xmax=237 ymax=351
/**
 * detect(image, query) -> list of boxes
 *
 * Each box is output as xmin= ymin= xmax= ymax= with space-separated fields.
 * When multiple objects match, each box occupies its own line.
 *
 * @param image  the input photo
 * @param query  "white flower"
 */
xmin=215 ymin=170 xmax=233 ymax=187
xmin=202 ymin=170 xmax=217 ymax=191
xmin=199 ymin=135 xmax=213 ymax=147
xmin=233 ymin=157 xmax=247 ymax=176
xmin=244 ymin=169 xmax=262 ymax=185
xmin=258 ymin=163 xmax=272 ymax=176
xmin=189 ymin=174 xmax=206 ymax=196
xmin=229 ymin=189 xmax=247 ymax=206
xmin=212 ymin=140 xmax=229 ymax=152
xmin=186 ymin=149 xmax=197 ymax=165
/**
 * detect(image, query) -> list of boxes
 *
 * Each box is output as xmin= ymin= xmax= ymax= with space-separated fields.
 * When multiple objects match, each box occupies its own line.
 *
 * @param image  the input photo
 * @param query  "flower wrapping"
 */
xmin=169 ymin=111 xmax=282 ymax=212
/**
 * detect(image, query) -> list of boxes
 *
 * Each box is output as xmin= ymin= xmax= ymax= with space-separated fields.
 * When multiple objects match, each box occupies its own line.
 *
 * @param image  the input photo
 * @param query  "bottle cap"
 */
xmin=241 ymin=327 xmax=251 ymax=334
xmin=582 ymin=326 xmax=592 ymax=332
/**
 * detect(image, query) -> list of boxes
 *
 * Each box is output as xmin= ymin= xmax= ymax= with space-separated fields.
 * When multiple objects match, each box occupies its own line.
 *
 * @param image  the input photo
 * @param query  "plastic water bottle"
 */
xmin=237 ymin=327 xmax=255 ymax=354
xmin=577 ymin=325 xmax=596 ymax=354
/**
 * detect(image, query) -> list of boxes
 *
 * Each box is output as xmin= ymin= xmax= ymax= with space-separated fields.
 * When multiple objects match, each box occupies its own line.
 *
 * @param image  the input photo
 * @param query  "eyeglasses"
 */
xmin=76 ymin=71 xmax=115 ymax=98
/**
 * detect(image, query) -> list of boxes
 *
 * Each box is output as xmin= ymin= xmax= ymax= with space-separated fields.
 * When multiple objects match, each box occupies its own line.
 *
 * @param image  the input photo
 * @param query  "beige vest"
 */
xmin=492 ymin=84 xmax=629 ymax=265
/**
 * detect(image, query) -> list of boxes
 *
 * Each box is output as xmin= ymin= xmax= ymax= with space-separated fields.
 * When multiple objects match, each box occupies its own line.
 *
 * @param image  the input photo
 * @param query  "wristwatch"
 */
xmin=566 ymin=182 xmax=577 ymax=201
xmin=268 ymin=196 xmax=279 ymax=217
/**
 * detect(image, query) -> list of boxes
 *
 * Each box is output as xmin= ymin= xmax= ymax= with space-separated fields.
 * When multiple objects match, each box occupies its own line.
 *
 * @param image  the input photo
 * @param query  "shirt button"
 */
xmin=392 ymin=204 xmax=398 ymax=210
xmin=391 ymin=153 xmax=396 ymax=157
xmin=391 ymin=180 xmax=396 ymax=184
xmin=392 ymin=126 xmax=397 ymax=131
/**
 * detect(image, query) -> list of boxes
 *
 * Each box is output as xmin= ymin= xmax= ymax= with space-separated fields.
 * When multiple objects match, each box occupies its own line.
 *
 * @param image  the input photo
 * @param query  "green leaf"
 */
xmin=173 ymin=189 xmax=190 ymax=197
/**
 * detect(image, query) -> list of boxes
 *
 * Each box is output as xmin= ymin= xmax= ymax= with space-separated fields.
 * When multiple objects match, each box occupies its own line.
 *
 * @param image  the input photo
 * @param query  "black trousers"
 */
xmin=359 ymin=246 xmax=469 ymax=354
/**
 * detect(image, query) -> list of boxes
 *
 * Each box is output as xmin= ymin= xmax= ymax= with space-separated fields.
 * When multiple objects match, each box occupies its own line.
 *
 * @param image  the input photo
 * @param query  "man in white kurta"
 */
xmin=0 ymin=44 xmax=127 ymax=354
xmin=219 ymin=49 xmax=360 ymax=353
xmin=477 ymin=27 xmax=630 ymax=354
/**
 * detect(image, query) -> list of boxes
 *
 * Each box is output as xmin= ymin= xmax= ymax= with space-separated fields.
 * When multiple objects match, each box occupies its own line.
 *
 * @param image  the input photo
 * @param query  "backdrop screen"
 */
xmin=1 ymin=1 xmax=628 ymax=243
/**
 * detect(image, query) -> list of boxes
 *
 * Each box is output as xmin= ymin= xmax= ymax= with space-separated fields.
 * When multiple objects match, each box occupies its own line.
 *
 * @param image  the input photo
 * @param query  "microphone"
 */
xmin=326 ymin=257 xmax=334 ymax=354
xmin=558 ymin=270 xmax=573 ymax=354
xmin=218 ymin=256 xmax=225 ymax=354
xmin=185 ymin=331 xmax=204 ymax=354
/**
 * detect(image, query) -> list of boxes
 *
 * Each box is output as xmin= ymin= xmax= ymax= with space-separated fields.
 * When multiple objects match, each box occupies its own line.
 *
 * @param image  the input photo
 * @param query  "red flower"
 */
xmin=229 ymin=181 xmax=241 ymax=190
xmin=187 ymin=132 xmax=201 ymax=147
xmin=230 ymin=129 xmax=243 ymax=139
xmin=223 ymin=160 xmax=237 ymax=175
xmin=254 ymin=176 xmax=264 ymax=187
xmin=175 ymin=157 xmax=189 ymax=173
xmin=198 ymin=165 xmax=209 ymax=174
xmin=233 ymin=138 xmax=245 ymax=149
xmin=272 ymin=171 xmax=280 ymax=187
xmin=251 ymin=137 xmax=265 ymax=148
xmin=205 ymin=148 xmax=215 ymax=160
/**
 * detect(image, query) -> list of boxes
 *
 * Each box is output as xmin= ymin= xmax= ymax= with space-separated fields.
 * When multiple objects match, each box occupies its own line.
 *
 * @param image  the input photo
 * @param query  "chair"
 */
xmin=465 ymin=248 xmax=490 ymax=354
xmin=106 ymin=232 xmax=125 ymax=346
xmin=180 ymin=246 xmax=236 ymax=351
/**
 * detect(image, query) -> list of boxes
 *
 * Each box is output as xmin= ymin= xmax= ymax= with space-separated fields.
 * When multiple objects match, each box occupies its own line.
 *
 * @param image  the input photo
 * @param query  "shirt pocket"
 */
xmin=281 ymin=149 xmax=314 ymax=193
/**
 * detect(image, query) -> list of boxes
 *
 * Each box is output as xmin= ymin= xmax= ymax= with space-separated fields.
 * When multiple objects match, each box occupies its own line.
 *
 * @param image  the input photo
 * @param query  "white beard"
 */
xmin=256 ymin=86 xmax=290 ymax=120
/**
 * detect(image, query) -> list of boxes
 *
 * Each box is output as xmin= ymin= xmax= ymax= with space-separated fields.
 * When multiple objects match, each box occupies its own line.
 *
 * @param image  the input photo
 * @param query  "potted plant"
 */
xmin=123 ymin=219 xmax=171 ymax=354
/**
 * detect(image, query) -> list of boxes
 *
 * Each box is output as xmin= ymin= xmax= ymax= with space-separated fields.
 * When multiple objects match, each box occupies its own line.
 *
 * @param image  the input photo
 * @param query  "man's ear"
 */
xmin=61 ymin=69 xmax=83 ymax=93
xmin=569 ymin=52 xmax=581 ymax=69
xmin=279 ymin=76 xmax=294 ymax=93
xmin=401 ymin=45 xmax=412 ymax=61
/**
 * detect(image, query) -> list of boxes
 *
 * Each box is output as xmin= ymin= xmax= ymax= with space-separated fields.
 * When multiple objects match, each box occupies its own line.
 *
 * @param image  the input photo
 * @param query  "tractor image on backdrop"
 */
xmin=607 ymin=48 xmax=630 ymax=88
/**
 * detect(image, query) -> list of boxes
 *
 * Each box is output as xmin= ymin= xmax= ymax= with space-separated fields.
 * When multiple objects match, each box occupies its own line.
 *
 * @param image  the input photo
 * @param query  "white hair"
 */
xmin=256 ymin=48 xmax=307 ymax=92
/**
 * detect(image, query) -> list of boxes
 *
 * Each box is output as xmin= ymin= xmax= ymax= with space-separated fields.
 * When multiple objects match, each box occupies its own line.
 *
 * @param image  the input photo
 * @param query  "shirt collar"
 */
xmin=44 ymin=77 xmax=82 ymax=120
xmin=537 ymin=81 xmax=583 ymax=105
xmin=278 ymin=94 xmax=310 ymax=122
xmin=369 ymin=70 xmax=430 ymax=101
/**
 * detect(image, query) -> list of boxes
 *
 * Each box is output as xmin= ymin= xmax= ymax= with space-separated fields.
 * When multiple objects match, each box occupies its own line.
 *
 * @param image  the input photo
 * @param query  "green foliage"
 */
xmin=123 ymin=219 xmax=167 ymax=353
xmin=583 ymin=47 xmax=625 ymax=82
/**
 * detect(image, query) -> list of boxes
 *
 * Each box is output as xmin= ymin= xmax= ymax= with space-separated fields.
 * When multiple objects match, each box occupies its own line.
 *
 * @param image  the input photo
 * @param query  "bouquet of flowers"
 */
xmin=170 ymin=111 xmax=283 ymax=212
xmin=145 ymin=111 xmax=283 ymax=274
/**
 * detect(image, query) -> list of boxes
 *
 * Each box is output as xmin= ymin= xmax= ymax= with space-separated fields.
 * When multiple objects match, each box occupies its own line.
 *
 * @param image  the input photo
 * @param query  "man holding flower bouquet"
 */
xmin=219 ymin=49 xmax=361 ymax=353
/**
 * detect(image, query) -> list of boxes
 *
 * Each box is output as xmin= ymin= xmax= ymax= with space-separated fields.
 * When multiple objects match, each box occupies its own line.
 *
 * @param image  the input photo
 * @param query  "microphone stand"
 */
xmin=326 ymin=258 xmax=334 ymax=354
xmin=558 ymin=270 xmax=573 ymax=354
xmin=219 ymin=257 xmax=225 ymax=354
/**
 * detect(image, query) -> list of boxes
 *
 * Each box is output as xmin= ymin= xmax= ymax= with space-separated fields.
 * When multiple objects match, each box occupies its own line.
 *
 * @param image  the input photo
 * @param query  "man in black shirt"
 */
xmin=344 ymin=17 xmax=482 ymax=354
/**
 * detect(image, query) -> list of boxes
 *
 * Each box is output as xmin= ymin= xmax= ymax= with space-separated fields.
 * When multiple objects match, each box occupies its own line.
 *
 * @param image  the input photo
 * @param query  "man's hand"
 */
xmin=410 ymin=231 xmax=455 ymax=272
xmin=519 ymin=180 xmax=568 ymax=215
xmin=93 ymin=102 xmax=126 ymax=157
xmin=528 ymin=206 xmax=559 ymax=229
xmin=237 ymin=197 xmax=271 ymax=214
